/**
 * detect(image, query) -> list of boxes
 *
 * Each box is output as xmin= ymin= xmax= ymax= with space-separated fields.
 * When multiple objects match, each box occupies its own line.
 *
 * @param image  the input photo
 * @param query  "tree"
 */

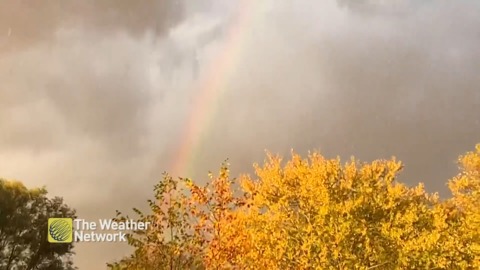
xmin=109 ymin=145 xmax=480 ymax=269
xmin=107 ymin=166 xmax=238 ymax=270
xmin=0 ymin=179 xmax=77 ymax=270
xmin=439 ymin=144 xmax=480 ymax=268
xmin=230 ymin=152 xmax=471 ymax=269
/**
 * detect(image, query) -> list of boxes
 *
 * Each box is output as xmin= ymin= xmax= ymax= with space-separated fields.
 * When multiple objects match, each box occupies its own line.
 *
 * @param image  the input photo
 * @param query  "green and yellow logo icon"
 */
xmin=48 ymin=218 xmax=73 ymax=243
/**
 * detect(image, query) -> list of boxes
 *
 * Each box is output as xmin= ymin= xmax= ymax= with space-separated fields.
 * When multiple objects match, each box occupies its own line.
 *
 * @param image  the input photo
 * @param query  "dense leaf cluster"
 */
xmin=108 ymin=144 xmax=480 ymax=269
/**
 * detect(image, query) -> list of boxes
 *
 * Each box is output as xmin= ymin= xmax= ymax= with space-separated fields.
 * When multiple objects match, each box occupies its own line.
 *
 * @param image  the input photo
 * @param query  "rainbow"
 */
xmin=170 ymin=1 xmax=260 ymax=177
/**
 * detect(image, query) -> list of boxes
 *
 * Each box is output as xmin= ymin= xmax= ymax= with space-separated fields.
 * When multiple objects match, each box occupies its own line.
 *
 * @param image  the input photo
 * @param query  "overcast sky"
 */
xmin=1 ymin=0 xmax=479 ymax=268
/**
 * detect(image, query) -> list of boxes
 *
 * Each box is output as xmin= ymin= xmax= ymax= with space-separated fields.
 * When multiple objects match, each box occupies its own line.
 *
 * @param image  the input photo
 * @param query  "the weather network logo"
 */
xmin=48 ymin=218 xmax=73 ymax=243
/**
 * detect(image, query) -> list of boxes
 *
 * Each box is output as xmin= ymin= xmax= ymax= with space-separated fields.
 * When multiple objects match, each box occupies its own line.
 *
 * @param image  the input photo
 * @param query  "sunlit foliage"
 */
xmin=109 ymin=145 xmax=480 ymax=269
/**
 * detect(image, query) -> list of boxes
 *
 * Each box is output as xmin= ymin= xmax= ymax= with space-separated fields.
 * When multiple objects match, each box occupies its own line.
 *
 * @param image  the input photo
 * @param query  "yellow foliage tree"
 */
xmin=108 ymin=145 xmax=480 ymax=269
xmin=439 ymin=144 xmax=480 ymax=268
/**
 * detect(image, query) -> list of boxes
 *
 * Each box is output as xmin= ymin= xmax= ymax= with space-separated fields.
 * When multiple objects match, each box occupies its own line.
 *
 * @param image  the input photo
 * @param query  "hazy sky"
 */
xmin=1 ymin=0 xmax=479 ymax=269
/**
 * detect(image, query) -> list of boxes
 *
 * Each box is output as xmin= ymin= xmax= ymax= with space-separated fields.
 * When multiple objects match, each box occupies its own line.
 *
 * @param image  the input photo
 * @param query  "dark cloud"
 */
xmin=190 ymin=0 xmax=480 ymax=191
xmin=0 ymin=0 xmax=184 ymax=53
xmin=0 ymin=0 xmax=479 ymax=268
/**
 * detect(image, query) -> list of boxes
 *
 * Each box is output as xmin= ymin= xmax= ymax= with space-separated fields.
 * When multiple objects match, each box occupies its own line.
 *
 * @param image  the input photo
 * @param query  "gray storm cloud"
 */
xmin=1 ymin=0 xmax=479 ymax=268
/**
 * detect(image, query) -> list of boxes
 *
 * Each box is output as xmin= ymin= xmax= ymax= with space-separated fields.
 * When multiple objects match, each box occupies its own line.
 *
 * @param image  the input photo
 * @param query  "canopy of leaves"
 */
xmin=109 ymin=145 xmax=480 ymax=269
xmin=0 ymin=179 xmax=77 ymax=270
